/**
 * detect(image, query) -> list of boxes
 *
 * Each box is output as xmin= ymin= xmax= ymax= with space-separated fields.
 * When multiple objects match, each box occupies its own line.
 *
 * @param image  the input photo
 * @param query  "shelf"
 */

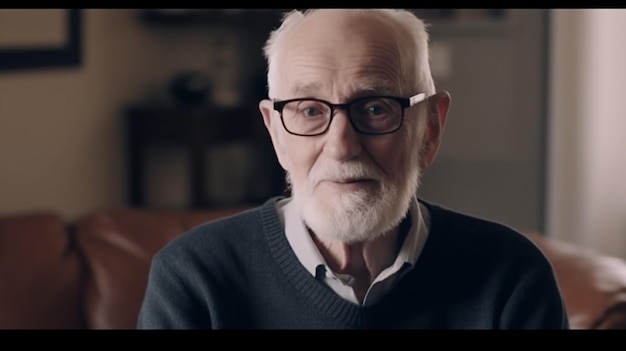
xmin=126 ymin=104 xmax=265 ymax=145
xmin=125 ymin=103 xmax=283 ymax=209
xmin=138 ymin=9 xmax=286 ymax=31
xmin=411 ymin=9 xmax=512 ymax=37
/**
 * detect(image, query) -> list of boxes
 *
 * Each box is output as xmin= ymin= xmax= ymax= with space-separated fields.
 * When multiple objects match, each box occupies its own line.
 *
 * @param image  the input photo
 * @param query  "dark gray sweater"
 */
xmin=137 ymin=197 xmax=569 ymax=329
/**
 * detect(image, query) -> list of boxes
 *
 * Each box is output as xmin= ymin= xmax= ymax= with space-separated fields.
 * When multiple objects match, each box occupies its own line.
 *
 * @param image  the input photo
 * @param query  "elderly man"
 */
xmin=137 ymin=9 xmax=568 ymax=329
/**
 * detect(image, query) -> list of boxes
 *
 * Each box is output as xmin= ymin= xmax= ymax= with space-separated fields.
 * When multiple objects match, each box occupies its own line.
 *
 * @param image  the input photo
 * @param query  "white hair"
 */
xmin=263 ymin=9 xmax=436 ymax=98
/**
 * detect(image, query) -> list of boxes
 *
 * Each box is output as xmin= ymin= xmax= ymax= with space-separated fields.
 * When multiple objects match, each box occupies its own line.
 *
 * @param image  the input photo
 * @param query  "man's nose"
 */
xmin=322 ymin=109 xmax=362 ymax=161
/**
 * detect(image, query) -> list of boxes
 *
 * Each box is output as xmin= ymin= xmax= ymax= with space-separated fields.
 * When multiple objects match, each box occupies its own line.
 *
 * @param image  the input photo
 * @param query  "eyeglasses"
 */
xmin=272 ymin=93 xmax=427 ymax=136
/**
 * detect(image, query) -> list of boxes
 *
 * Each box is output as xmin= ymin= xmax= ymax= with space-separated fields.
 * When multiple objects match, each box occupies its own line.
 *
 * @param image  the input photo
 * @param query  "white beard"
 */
xmin=289 ymin=155 xmax=421 ymax=244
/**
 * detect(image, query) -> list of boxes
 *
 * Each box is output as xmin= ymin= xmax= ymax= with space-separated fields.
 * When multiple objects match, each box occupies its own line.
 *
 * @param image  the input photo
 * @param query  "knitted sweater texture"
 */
xmin=137 ymin=197 xmax=568 ymax=329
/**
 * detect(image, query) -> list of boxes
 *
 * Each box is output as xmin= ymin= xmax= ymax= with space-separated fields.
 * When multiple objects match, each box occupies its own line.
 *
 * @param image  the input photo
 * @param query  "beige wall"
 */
xmin=0 ymin=9 xmax=261 ymax=220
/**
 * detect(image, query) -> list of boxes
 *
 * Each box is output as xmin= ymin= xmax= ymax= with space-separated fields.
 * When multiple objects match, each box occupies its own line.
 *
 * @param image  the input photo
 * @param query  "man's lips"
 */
xmin=326 ymin=178 xmax=375 ymax=184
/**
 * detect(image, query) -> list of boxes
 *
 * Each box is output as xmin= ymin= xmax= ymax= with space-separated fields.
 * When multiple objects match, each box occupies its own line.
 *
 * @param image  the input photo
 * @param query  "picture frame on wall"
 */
xmin=0 ymin=9 xmax=82 ymax=71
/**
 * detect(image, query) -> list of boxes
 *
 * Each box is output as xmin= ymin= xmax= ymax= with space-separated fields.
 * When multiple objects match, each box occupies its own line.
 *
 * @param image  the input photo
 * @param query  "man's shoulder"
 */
xmin=421 ymin=199 xmax=523 ymax=237
xmin=155 ymin=198 xmax=281 ymax=258
xmin=419 ymin=199 xmax=546 ymax=259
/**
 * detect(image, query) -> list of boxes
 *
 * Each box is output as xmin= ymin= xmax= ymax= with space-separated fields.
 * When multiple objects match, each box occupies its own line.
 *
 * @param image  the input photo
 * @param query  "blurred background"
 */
xmin=0 ymin=9 xmax=625 ymax=258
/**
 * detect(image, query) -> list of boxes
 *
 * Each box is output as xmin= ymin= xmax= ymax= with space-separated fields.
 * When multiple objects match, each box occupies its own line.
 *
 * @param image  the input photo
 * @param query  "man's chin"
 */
xmin=297 ymin=191 xmax=390 ymax=242
xmin=312 ymin=181 xmax=381 ymax=203
xmin=302 ymin=205 xmax=392 ymax=244
xmin=317 ymin=179 xmax=379 ymax=193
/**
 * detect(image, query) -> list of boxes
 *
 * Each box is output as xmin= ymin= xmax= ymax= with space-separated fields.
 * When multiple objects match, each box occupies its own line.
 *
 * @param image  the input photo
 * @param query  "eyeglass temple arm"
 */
xmin=409 ymin=93 xmax=427 ymax=106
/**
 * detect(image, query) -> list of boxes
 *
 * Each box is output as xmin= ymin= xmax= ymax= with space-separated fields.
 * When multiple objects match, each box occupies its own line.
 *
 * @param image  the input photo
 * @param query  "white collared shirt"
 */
xmin=275 ymin=196 xmax=430 ymax=306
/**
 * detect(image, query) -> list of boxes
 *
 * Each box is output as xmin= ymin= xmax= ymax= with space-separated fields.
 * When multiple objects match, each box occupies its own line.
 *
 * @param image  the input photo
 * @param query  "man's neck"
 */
xmin=309 ymin=215 xmax=412 ymax=296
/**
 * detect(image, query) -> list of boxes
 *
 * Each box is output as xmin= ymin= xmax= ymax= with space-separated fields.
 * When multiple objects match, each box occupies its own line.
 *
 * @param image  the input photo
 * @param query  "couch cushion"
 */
xmin=74 ymin=206 xmax=249 ymax=329
xmin=524 ymin=232 xmax=626 ymax=329
xmin=0 ymin=212 xmax=84 ymax=329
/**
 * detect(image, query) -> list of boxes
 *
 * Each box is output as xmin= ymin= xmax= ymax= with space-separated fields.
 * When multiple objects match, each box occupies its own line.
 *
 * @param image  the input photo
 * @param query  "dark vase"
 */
xmin=169 ymin=71 xmax=211 ymax=107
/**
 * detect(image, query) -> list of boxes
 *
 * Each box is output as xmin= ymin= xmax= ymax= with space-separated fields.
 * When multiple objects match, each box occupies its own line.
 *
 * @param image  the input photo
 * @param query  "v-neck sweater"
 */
xmin=137 ymin=196 xmax=568 ymax=329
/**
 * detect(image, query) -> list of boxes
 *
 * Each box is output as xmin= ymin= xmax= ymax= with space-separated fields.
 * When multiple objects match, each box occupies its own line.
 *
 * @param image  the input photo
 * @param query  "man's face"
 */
xmin=261 ymin=11 xmax=425 ymax=243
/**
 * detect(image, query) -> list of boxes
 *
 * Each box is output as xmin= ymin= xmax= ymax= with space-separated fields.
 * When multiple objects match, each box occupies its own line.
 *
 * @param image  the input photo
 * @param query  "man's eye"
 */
xmin=359 ymin=101 xmax=393 ymax=117
xmin=366 ymin=105 xmax=388 ymax=115
xmin=296 ymin=102 xmax=327 ymax=117
xmin=302 ymin=107 xmax=323 ymax=117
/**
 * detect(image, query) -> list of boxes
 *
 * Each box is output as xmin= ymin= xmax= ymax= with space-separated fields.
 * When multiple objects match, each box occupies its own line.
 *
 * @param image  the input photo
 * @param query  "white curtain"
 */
xmin=547 ymin=9 xmax=626 ymax=258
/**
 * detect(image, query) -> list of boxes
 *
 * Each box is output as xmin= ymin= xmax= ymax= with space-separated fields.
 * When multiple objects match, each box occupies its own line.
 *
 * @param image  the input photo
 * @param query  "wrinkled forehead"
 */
xmin=274 ymin=11 xmax=405 ymax=98
xmin=289 ymin=79 xmax=397 ymax=97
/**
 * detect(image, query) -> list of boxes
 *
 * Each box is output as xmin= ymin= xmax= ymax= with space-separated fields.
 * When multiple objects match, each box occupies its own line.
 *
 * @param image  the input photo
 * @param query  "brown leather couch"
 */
xmin=2 ymin=206 xmax=626 ymax=329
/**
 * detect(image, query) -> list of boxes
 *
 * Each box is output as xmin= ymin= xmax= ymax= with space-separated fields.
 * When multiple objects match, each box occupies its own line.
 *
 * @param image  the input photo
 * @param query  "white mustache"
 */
xmin=308 ymin=160 xmax=383 ymax=186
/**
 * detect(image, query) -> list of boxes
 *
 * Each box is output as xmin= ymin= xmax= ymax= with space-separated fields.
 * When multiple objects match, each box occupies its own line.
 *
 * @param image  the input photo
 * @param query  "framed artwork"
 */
xmin=0 ymin=9 xmax=82 ymax=71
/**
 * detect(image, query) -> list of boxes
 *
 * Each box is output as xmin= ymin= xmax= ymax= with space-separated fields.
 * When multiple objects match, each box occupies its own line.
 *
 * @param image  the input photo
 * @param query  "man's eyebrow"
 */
xmin=358 ymin=80 xmax=396 ymax=95
xmin=292 ymin=82 xmax=324 ymax=97
xmin=290 ymin=80 xmax=397 ymax=98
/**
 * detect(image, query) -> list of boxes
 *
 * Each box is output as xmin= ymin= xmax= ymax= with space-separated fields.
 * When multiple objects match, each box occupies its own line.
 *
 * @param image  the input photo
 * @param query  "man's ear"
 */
xmin=259 ymin=99 xmax=289 ymax=171
xmin=419 ymin=90 xmax=451 ymax=169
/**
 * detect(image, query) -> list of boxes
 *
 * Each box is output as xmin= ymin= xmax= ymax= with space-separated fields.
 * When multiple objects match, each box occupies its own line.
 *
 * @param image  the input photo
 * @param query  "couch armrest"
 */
xmin=74 ymin=206 xmax=250 ymax=329
xmin=0 ymin=212 xmax=84 ymax=329
xmin=524 ymin=232 xmax=626 ymax=329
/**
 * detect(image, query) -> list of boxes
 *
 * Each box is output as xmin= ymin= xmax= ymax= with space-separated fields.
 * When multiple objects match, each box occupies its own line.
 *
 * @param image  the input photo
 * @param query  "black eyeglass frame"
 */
xmin=272 ymin=93 xmax=427 ymax=137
